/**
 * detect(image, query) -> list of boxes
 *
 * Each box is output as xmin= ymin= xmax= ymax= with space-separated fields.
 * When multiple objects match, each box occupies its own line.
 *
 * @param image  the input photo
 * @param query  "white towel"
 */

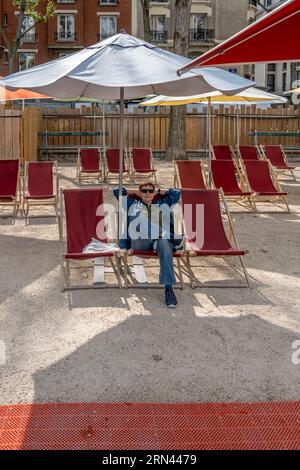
xmin=82 ymin=238 xmax=121 ymax=256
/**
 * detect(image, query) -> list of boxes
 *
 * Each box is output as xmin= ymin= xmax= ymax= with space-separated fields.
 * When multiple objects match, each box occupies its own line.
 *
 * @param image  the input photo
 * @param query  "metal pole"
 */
xmin=102 ymin=99 xmax=106 ymax=150
xmin=118 ymin=87 xmax=125 ymax=240
xmin=208 ymin=97 xmax=212 ymax=187
xmin=236 ymin=104 xmax=240 ymax=149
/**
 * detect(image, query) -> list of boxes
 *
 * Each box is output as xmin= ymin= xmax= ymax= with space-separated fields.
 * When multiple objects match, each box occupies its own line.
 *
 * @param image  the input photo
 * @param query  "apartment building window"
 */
xmin=19 ymin=52 xmax=35 ymax=71
xmin=57 ymin=14 xmax=75 ymax=40
xmin=267 ymin=63 xmax=276 ymax=92
xmin=100 ymin=16 xmax=117 ymax=40
xmin=150 ymin=16 xmax=167 ymax=42
xmin=190 ymin=14 xmax=210 ymax=41
xmin=22 ymin=16 xmax=36 ymax=42
xmin=191 ymin=14 xmax=207 ymax=30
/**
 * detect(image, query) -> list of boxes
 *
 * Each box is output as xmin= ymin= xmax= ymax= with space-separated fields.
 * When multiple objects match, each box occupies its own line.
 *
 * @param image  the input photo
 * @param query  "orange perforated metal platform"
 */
xmin=0 ymin=402 xmax=299 ymax=450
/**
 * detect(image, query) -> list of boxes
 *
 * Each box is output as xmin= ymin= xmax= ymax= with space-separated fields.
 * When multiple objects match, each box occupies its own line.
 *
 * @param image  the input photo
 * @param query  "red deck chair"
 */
xmin=238 ymin=145 xmax=261 ymax=162
xmin=77 ymin=148 xmax=102 ymax=183
xmin=212 ymin=145 xmax=234 ymax=161
xmin=0 ymin=159 xmax=20 ymax=218
xmin=211 ymin=160 xmax=254 ymax=212
xmin=23 ymin=161 xmax=59 ymax=220
xmin=242 ymin=160 xmax=290 ymax=213
xmin=60 ymin=188 xmax=122 ymax=290
xmin=104 ymin=148 xmax=129 ymax=183
xmin=261 ymin=145 xmax=296 ymax=181
xmin=121 ymin=192 xmax=184 ymax=289
xmin=130 ymin=148 xmax=157 ymax=183
xmin=181 ymin=189 xmax=250 ymax=288
xmin=174 ymin=160 xmax=208 ymax=189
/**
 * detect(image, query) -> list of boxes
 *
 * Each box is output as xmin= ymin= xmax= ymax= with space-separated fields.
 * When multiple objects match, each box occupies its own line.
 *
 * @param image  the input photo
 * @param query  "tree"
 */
xmin=165 ymin=0 xmax=192 ymax=161
xmin=0 ymin=1 xmax=54 ymax=74
xmin=139 ymin=0 xmax=151 ymax=42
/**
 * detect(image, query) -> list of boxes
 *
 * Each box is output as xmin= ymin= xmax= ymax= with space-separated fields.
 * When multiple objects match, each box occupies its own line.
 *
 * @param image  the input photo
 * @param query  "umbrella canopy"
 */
xmin=2 ymin=33 xmax=253 ymax=99
xmin=284 ymin=86 xmax=300 ymax=95
xmin=0 ymin=85 xmax=49 ymax=101
xmin=178 ymin=0 xmax=300 ymax=74
xmin=140 ymin=88 xmax=287 ymax=106
xmin=0 ymin=77 xmax=49 ymax=101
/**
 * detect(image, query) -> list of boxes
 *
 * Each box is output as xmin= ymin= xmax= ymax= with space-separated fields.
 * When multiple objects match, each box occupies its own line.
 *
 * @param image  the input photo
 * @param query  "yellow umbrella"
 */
xmin=140 ymin=88 xmax=287 ymax=185
xmin=140 ymin=88 xmax=287 ymax=106
xmin=284 ymin=86 xmax=300 ymax=95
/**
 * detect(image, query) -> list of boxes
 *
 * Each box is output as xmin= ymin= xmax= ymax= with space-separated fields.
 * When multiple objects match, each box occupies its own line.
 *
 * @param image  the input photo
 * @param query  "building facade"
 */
xmin=254 ymin=0 xmax=299 ymax=93
xmin=135 ymin=0 xmax=256 ymax=70
xmin=0 ymin=0 xmax=133 ymax=75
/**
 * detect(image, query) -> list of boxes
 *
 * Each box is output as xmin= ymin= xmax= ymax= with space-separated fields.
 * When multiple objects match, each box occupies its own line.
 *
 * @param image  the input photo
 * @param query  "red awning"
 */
xmin=179 ymin=0 xmax=300 ymax=74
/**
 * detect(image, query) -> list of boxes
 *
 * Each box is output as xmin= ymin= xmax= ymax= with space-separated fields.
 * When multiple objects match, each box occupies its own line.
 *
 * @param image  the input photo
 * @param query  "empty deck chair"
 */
xmin=104 ymin=148 xmax=129 ymax=183
xmin=261 ymin=145 xmax=296 ymax=181
xmin=59 ymin=188 xmax=122 ymax=290
xmin=174 ymin=160 xmax=208 ymax=189
xmin=181 ymin=189 xmax=250 ymax=288
xmin=23 ymin=161 xmax=59 ymax=220
xmin=212 ymin=145 xmax=235 ymax=161
xmin=238 ymin=145 xmax=261 ymax=162
xmin=0 ymin=159 xmax=20 ymax=218
xmin=77 ymin=148 xmax=102 ymax=183
xmin=242 ymin=160 xmax=290 ymax=213
xmin=211 ymin=160 xmax=254 ymax=211
xmin=129 ymin=148 xmax=157 ymax=183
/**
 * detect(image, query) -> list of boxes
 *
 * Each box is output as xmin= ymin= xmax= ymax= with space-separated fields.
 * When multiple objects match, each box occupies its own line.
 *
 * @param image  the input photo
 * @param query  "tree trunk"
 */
xmin=165 ymin=0 xmax=192 ymax=161
xmin=140 ymin=1 xmax=151 ymax=42
xmin=8 ymin=0 xmax=26 ymax=73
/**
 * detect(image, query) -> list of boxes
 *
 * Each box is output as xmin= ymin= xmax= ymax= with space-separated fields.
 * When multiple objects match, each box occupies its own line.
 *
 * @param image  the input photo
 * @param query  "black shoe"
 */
xmin=165 ymin=287 xmax=178 ymax=308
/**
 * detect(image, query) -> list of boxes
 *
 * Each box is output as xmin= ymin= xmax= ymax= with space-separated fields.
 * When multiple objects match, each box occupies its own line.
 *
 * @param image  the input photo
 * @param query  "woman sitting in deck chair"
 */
xmin=114 ymin=182 xmax=182 ymax=308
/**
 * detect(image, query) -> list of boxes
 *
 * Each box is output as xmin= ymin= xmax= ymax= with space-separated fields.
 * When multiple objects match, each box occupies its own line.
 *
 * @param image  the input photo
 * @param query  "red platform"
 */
xmin=0 ymin=402 xmax=299 ymax=450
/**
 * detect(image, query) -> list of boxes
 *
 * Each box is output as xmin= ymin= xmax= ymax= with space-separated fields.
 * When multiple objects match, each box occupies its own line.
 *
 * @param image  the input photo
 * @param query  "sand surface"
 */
xmin=0 ymin=161 xmax=299 ymax=404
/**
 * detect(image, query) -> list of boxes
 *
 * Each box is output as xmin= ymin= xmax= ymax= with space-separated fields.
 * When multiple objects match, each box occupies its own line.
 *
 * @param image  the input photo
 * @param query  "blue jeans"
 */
xmin=130 ymin=238 xmax=176 ymax=287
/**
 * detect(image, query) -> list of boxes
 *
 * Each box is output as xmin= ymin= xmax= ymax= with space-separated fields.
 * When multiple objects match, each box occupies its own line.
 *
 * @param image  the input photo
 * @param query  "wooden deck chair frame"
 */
xmin=103 ymin=148 xmax=130 ymax=184
xmin=210 ymin=158 xmax=256 ymax=213
xmin=128 ymin=147 xmax=157 ymax=184
xmin=22 ymin=160 xmax=59 ymax=221
xmin=59 ymin=188 xmax=122 ymax=291
xmin=181 ymin=189 xmax=251 ymax=289
xmin=76 ymin=148 xmax=102 ymax=184
xmin=240 ymin=159 xmax=290 ymax=213
xmin=120 ymin=250 xmax=185 ymax=290
xmin=260 ymin=144 xmax=297 ymax=182
xmin=173 ymin=160 xmax=208 ymax=189
xmin=0 ymin=159 xmax=21 ymax=220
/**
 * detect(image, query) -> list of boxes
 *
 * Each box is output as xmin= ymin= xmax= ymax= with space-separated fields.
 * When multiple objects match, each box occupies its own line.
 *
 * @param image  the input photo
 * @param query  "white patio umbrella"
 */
xmin=2 ymin=33 xmax=253 ymax=231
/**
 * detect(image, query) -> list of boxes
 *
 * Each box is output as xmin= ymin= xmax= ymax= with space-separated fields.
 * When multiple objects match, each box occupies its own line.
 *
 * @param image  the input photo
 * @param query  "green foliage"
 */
xmin=12 ymin=0 xmax=55 ymax=23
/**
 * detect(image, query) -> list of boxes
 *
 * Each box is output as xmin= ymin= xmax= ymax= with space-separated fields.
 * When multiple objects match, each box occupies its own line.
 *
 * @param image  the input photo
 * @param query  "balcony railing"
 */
xmin=189 ymin=29 xmax=215 ymax=42
xmin=55 ymin=32 xmax=78 ymax=42
xmin=150 ymin=30 xmax=168 ymax=43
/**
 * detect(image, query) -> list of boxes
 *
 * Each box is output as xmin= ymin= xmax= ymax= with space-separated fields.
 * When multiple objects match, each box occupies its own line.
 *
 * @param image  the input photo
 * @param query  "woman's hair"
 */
xmin=139 ymin=181 xmax=156 ymax=191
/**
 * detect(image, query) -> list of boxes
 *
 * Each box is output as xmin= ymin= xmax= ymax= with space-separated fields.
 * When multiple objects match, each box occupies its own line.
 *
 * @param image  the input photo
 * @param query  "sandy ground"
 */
xmin=0 ymin=160 xmax=300 ymax=405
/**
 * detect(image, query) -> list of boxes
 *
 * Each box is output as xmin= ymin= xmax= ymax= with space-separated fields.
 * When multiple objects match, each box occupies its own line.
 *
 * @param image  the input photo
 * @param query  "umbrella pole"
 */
xmin=208 ymin=97 xmax=212 ymax=187
xmin=118 ymin=87 xmax=125 ymax=241
xmin=236 ymin=104 xmax=240 ymax=149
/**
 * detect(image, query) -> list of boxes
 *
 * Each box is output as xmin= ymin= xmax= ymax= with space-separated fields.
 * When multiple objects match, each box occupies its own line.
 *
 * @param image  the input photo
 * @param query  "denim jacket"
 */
xmin=113 ymin=187 xmax=181 ymax=249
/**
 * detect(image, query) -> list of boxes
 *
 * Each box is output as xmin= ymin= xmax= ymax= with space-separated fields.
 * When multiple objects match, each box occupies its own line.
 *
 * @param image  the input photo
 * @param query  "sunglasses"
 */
xmin=141 ymin=188 xmax=155 ymax=194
